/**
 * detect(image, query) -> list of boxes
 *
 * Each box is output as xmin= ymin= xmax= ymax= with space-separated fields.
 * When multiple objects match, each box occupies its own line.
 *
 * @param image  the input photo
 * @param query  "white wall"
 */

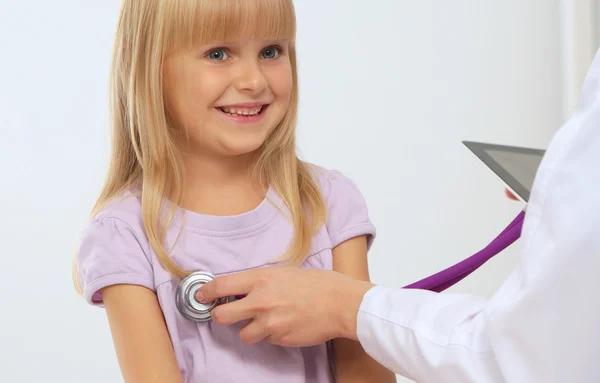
xmin=0 ymin=1 xmax=595 ymax=382
xmin=560 ymin=0 xmax=599 ymax=118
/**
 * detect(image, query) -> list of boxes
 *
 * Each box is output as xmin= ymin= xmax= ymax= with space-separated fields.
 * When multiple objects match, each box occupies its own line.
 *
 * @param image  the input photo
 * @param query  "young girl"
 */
xmin=73 ymin=1 xmax=395 ymax=382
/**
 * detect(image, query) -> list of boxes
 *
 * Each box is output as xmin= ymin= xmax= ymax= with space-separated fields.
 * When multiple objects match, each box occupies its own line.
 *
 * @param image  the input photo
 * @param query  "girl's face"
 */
xmin=163 ymin=38 xmax=293 ymax=160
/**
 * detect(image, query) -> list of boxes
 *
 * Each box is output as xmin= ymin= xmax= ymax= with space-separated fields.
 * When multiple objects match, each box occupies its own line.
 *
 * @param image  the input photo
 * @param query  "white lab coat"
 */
xmin=357 ymin=49 xmax=600 ymax=382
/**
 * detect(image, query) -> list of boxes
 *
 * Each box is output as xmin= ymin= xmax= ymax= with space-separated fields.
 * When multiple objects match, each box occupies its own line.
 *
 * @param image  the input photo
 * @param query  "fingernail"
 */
xmin=196 ymin=288 xmax=207 ymax=303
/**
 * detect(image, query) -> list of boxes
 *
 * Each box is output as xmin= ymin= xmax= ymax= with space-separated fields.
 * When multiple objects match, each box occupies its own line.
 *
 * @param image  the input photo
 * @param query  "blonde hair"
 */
xmin=73 ymin=0 xmax=326 ymax=294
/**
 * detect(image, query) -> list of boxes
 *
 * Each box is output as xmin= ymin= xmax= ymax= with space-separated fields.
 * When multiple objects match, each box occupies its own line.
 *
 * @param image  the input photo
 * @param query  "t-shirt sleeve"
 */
xmin=76 ymin=216 xmax=155 ymax=306
xmin=323 ymin=170 xmax=376 ymax=249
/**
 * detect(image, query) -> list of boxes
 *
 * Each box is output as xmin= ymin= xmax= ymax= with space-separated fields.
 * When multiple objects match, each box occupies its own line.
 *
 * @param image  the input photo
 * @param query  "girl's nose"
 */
xmin=234 ymin=60 xmax=268 ymax=94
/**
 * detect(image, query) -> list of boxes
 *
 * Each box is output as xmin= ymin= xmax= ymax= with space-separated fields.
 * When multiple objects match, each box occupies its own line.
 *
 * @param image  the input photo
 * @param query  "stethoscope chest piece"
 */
xmin=176 ymin=271 xmax=226 ymax=322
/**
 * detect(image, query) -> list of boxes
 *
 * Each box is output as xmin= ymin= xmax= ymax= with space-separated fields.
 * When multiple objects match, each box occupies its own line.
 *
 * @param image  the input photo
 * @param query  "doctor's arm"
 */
xmin=355 ymin=102 xmax=600 ymax=381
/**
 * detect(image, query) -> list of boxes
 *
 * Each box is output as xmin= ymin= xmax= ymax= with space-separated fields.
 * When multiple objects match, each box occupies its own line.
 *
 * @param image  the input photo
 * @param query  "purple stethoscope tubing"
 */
xmin=403 ymin=210 xmax=526 ymax=292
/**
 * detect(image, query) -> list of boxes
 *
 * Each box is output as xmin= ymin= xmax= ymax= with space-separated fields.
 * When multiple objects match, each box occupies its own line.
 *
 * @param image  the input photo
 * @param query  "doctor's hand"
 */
xmin=197 ymin=267 xmax=374 ymax=347
xmin=505 ymin=188 xmax=518 ymax=200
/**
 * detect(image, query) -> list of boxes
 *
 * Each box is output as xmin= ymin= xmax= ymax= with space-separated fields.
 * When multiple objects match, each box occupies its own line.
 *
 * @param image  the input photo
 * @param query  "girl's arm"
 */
xmin=331 ymin=236 xmax=397 ymax=383
xmin=102 ymin=284 xmax=184 ymax=383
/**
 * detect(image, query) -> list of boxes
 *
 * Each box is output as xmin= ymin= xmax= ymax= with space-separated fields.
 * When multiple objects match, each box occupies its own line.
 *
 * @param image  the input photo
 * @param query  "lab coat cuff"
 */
xmin=357 ymin=285 xmax=410 ymax=342
xmin=356 ymin=285 xmax=440 ymax=350
xmin=356 ymin=285 xmax=416 ymax=376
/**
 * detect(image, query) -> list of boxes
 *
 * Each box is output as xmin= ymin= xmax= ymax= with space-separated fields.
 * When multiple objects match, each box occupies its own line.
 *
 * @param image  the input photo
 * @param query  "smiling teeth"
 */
xmin=221 ymin=106 xmax=263 ymax=116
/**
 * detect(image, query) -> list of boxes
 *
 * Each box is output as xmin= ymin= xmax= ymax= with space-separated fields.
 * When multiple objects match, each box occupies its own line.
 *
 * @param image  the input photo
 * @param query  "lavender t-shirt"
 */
xmin=76 ymin=168 xmax=376 ymax=382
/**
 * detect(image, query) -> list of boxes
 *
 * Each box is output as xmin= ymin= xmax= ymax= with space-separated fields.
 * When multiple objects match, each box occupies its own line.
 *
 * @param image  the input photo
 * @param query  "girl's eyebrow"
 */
xmin=224 ymin=39 xmax=290 ymax=45
xmin=265 ymin=39 xmax=290 ymax=44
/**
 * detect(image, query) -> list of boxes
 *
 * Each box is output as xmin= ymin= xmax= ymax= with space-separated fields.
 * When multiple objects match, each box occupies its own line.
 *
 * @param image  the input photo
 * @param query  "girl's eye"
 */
xmin=260 ymin=46 xmax=281 ymax=60
xmin=206 ymin=48 xmax=229 ymax=61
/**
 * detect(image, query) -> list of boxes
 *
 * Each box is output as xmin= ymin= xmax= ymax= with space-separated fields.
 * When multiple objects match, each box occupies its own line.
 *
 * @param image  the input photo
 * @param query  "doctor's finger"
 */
xmin=210 ymin=298 xmax=256 ymax=326
xmin=198 ymin=270 xmax=260 ymax=302
xmin=238 ymin=318 xmax=270 ymax=345
xmin=504 ymin=188 xmax=518 ymax=200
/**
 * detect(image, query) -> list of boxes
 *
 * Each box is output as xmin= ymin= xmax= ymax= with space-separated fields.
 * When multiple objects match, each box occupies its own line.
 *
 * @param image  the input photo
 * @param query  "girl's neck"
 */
xmin=180 ymin=151 xmax=267 ymax=217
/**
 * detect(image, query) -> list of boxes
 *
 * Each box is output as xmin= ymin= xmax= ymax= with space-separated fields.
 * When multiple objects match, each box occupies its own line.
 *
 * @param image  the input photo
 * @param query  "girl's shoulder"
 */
xmin=305 ymin=163 xmax=376 ymax=248
xmin=92 ymin=189 xmax=143 ymax=226
xmin=307 ymin=163 xmax=365 ymax=202
xmin=78 ymin=189 xmax=149 ymax=267
xmin=76 ymin=189 xmax=155 ymax=306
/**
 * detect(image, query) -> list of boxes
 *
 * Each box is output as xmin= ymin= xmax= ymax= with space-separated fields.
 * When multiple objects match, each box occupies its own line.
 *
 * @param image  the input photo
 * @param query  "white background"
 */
xmin=0 ymin=1 xmax=597 ymax=382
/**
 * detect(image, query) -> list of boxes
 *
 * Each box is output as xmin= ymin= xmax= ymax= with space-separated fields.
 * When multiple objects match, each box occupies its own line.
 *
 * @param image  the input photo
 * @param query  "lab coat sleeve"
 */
xmin=356 ymin=50 xmax=600 ymax=383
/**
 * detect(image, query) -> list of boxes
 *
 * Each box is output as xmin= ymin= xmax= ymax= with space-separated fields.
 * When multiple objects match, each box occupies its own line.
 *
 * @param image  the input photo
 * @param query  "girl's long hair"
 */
xmin=73 ymin=0 xmax=327 ymax=293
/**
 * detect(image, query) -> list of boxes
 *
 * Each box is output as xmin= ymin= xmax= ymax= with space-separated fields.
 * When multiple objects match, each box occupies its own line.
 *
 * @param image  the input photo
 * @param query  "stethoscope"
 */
xmin=176 ymin=210 xmax=526 ymax=322
xmin=175 ymin=271 xmax=244 ymax=322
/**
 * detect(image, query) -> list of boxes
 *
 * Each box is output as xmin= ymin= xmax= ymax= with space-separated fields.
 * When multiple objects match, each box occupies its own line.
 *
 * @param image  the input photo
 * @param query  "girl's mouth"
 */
xmin=216 ymin=104 xmax=269 ymax=124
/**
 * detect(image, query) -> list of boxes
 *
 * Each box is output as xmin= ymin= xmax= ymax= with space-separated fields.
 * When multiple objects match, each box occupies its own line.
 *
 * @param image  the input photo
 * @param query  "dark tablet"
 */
xmin=462 ymin=141 xmax=546 ymax=203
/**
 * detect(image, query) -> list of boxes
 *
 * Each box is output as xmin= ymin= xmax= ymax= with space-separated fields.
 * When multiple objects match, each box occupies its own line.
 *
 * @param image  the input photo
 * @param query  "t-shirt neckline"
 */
xmin=171 ymin=186 xmax=283 ymax=233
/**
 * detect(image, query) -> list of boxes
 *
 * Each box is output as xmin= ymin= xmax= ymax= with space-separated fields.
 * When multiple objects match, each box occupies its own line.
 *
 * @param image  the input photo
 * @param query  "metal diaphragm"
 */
xmin=175 ymin=271 xmax=220 ymax=322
